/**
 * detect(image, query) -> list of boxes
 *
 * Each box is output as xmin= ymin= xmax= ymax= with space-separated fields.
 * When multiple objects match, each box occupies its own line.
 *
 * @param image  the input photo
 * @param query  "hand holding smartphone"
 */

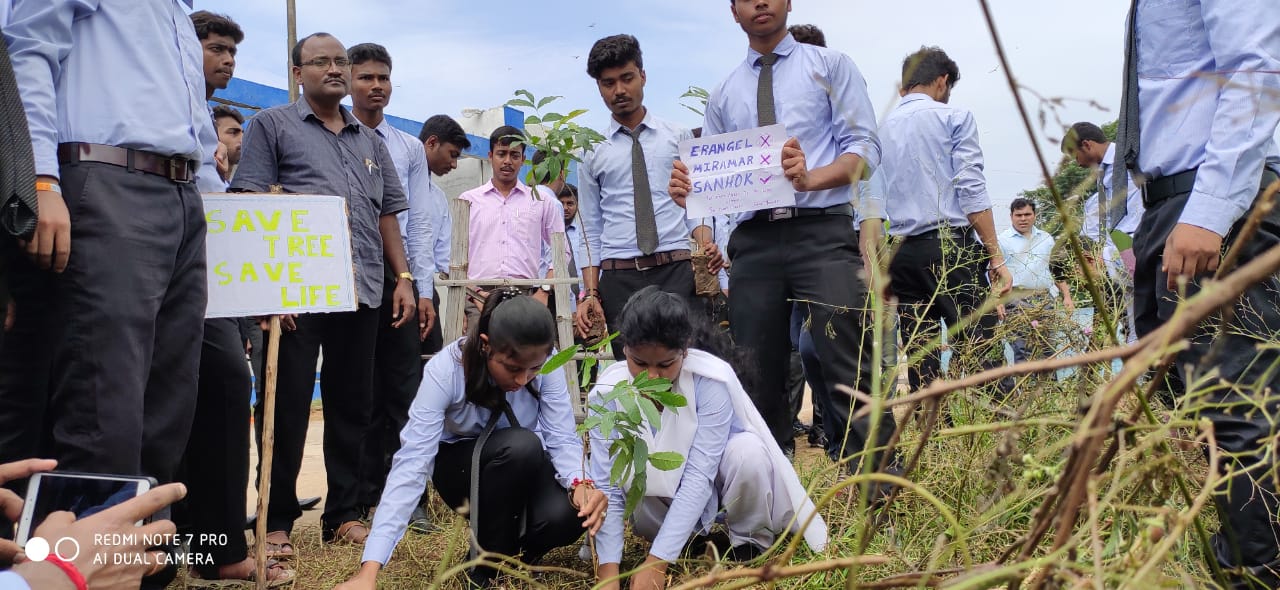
xmin=16 ymin=471 xmax=156 ymax=547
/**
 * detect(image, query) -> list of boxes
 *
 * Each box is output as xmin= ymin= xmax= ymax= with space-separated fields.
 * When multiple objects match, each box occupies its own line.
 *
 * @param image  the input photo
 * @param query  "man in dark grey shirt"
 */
xmin=231 ymin=31 xmax=414 ymax=549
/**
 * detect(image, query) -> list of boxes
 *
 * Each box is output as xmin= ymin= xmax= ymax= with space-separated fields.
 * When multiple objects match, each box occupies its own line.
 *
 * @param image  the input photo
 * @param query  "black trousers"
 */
xmin=889 ymin=230 xmax=1001 ymax=393
xmin=421 ymin=288 xmax=444 ymax=359
xmin=433 ymin=428 xmax=583 ymax=577
xmin=727 ymin=214 xmax=897 ymax=465
xmin=1134 ymin=178 xmax=1280 ymax=578
xmin=360 ymin=272 xmax=424 ymax=509
xmin=0 ymin=162 xmax=206 ymax=485
xmin=177 ymin=318 xmax=250 ymax=566
xmin=254 ymin=306 xmax=379 ymax=534
xmin=599 ymin=256 xmax=699 ymax=359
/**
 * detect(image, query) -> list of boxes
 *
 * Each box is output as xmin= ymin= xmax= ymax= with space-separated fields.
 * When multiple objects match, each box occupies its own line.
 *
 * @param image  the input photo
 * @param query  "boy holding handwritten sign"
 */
xmin=574 ymin=35 xmax=722 ymax=360
xmin=669 ymin=0 xmax=901 ymax=480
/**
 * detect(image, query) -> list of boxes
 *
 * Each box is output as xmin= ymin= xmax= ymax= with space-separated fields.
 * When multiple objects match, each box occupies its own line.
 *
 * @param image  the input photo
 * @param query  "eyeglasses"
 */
xmin=300 ymin=57 xmax=351 ymax=69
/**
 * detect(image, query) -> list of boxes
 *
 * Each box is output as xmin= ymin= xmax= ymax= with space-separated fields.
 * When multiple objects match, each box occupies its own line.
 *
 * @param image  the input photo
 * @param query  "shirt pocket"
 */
xmin=1137 ymin=0 xmax=1207 ymax=78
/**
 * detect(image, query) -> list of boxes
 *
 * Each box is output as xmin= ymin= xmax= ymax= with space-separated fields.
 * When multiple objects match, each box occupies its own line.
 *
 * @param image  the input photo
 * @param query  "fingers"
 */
xmin=0 ymin=488 xmax=25 ymax=523
xmin=0 ymin=539 xmax=19 ymax=565
xmin=133 ymin=517 xmax=177 ymax=541
xmin=103 ymin=483 xmax=186 ymax=526
xmin=52 ymin=226 xmax=70 ymax=273
xmin=281 ymin=314 xmax=298 ymax=332
xmin=0 ymin=459 xmax=57 ymax=488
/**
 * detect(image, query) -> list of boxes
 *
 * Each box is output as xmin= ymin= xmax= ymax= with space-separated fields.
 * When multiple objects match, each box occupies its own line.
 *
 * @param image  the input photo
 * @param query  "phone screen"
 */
xmin=22 ymin=474 xmax=144 ymax=538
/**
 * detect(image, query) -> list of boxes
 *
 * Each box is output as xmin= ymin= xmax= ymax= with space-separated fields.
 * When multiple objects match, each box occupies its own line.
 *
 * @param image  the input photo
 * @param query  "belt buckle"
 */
xmin=633 ymin=257 xmax=654 ymax=272
xmin=169 ymin=158 xmax=190 ymax=184
xmin=769 ymin=207 xmax=794 ymax=221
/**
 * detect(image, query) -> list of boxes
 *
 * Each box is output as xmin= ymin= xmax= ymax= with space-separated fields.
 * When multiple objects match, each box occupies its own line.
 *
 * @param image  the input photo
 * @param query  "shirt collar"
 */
xmin=608 ymin=108 xmax=655 ymax=138
xmin=746 ymin=33 xmax=798 ymax=65
xmin=373 ymin=118 xmax=395 ymax=138
xmin=1102 ymin=142 xmax=1117 ymax=167
xmin=899 ymin=93 xmax=933 ymax=106
xmin=481 ymin=180 xmax=532 ymax=199
xmin=294 ymin=98 xmax=360 ymax=131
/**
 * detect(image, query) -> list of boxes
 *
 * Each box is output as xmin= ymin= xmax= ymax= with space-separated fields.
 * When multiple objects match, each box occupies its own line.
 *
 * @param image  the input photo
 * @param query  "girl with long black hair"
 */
xmin=590 ymin=286 xmax=827 ymax=590
xmin=337 ymin=289 xmax=607 ymax=589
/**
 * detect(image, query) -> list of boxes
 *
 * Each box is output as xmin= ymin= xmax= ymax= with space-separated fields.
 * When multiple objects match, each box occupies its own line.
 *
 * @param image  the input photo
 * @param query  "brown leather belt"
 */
xmin=57 ymin=142 xmax=194 ymax=184
xmin=600 ymin=249 xmax=691 ymax=271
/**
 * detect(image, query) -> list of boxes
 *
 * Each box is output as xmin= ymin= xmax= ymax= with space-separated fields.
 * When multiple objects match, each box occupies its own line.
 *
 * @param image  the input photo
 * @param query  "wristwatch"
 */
xmin=540 ymin=284 xmax=552 ymax=292
xmin=397 ymin=272 xmax=415 ymax=283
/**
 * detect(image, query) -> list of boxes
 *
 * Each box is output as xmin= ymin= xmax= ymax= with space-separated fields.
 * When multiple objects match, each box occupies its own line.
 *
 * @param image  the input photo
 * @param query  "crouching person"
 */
xmin=337 ymin=290 xmax=607 ymax=589
xmin=591 ymin=286 xmax=828 ymax=590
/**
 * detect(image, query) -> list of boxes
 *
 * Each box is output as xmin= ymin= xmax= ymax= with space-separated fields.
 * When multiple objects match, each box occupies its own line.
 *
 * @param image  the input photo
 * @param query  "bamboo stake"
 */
xmin=253 ymin=315 xmax=281 ymax=590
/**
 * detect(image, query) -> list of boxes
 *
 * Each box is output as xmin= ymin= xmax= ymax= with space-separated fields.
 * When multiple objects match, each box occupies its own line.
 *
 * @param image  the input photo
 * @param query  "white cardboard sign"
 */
xmin=678 ymin=124 xmax=795 ymax=218
xmin=203 ymin=193 xmax=357 ymax=318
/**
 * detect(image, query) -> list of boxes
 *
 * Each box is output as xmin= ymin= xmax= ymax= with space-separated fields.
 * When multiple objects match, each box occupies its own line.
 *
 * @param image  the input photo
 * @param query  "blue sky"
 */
xmin=211 ymin=0 xmax=1137 ymax=228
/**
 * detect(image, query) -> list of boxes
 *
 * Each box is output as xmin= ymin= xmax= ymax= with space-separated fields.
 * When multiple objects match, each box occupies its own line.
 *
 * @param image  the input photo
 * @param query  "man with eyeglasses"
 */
xmin=231 ymin=31 xmax=414 ymax=550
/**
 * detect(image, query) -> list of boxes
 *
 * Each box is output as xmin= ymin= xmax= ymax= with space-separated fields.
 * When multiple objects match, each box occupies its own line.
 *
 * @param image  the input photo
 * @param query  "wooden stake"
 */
xmin=254 ymin=316 xmax=282 ymax=590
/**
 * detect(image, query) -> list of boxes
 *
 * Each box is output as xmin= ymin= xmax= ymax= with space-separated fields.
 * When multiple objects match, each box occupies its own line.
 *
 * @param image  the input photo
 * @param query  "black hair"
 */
xmin=190 ymin=11 xmax=244 ymax=44
xmin=459 ymin=290 xmax=557 ymax=409
xmin=1010 ymin=197 xmax=1036 ymax=213
xmin=617 ymin=286 xmax=757 ymax=391
xmin=902 ymin=46 xmax=959 ymax=91
xmin=291 ymin=32 xmax=335 ymax=67
xmin=1063 ymin=122 xmax=1107 ymax=154
xmin=212 ymin=105 xmax=244 ymax=125
xmin=489 ymin=125 xmax=525 ymax=151
xmin=347 ymin=42 xmax=392 ymax=70
xmin=531 ymin=149 xmax=550 ymax=166
xmin=788 ymin=24 xmax=826 ymax=47
xmin=419 ymin=114 xmax=471 ymax=149
xmin=587 ymin=34 xmax=643 ymax=80
xmin=557 ymin=183 xmax=578 ymax=199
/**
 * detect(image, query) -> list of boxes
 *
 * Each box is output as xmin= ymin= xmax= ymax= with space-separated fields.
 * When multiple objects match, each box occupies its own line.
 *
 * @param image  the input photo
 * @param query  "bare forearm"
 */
xmin=966 ymin=209 xmax=1004 ymax=259
xmin=806 ymin=153 xmax=867 ymax=192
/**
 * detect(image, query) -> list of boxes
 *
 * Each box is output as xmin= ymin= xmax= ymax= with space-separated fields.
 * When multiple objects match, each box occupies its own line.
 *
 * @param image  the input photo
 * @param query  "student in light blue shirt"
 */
xmin=879 ymin=46 xmax=1011 ymax=405
xmin=575 ymin=34 xmax=720 ymax=360
xmin=590 ymin=287 xmax=825 ymax=590
xmin=1123 ymin=1 xmax=1280 ymax=585
xmin=338 ymin=291 xmax=606 ymax=590
xmin=668 ymin=1 xmax=899 ymax=479
xmin=997 ymin=199 xmax=1073 ymax=367
xmin=416 ymin=115 xmax=472 ymax=356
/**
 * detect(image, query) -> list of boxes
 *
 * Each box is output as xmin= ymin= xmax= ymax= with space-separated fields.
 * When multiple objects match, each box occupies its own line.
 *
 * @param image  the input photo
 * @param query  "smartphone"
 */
xmin=15 ymin=471 xmax=156 ymax=546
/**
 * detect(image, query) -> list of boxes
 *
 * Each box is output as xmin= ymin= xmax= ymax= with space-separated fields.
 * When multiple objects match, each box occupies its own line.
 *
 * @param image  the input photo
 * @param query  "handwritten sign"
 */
xmin=203 ymin=194 xmax=357 ymax=318
xmin=678 ymin=124 xmax=794 ymax=218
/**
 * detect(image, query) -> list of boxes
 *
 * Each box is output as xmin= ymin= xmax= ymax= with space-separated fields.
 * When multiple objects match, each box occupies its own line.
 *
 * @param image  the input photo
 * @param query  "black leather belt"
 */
xmin=758 ymin=203 xmax=853 ymax=222
xmin=600 ymin=249 xmax=691 ymax=272
xmin=905 ymin=225 xmax=973 ymax=241
xmin=57 ymin=142 xmax=194 ymax=184
xmin=1146 ymin=166 xmax=1280 ymax=207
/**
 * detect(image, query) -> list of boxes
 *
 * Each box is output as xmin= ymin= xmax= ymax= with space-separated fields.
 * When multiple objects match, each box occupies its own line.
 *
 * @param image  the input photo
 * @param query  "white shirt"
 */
xmin=998 ymin=227 xmax=1057 ymax=293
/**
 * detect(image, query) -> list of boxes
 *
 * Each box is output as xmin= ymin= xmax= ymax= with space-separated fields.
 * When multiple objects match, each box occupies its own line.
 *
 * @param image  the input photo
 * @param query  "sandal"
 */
xmin=329 ymin=520 xmax=370 ymax=545
xmin=187 ymin=557 xmax=295 ymax=588
xmin=262 ymin=531 xmax=295 ymax=560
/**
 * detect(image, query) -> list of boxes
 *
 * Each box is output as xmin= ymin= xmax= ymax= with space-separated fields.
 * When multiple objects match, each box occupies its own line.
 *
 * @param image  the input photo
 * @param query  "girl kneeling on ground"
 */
xmin=591 ymin=286 xmax=828 ymax=590
xmin=337 ymin=290 xmax=607 ymax=589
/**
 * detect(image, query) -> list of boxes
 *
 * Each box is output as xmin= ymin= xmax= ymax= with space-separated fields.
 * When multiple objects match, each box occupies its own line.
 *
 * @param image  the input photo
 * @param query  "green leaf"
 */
xmin=505 ymin=98 xmax=535 ymax=109
xmin=610 ymin=446 xmax=630 ymax=484
xmin=648 ymin=451 xmax=684 ymax=471
xmin=540 ymin=345 xmax=580 ymax=374
xmin=599 ymin=413 xmax=616 ymax=438
xmin=648 ymin=390 xmax=688 ymax=409
xmin=515 ymin=89 xmax=535 ymax=102
xmin=624 ymin=472 xmax=646 ymax=519
xmin=618 ymin=393 xmax=642 ymax=425
xmin=562 ymin=109 xmax=588 ymax=123
xmin=579 ymin=357 xmax=597 ymax=389
xmin=638 ymin=396 xmax=662 ymax=428
xmin=524 ymin=115 xmax=542 ymax=127
xmin=543 ymin=112 xmax=564 ymax=123
xmin=637 ymin=378 xmax=673 ymax=394
xmin=589 ymin=332 xmax=619 ymax=353
xmin=633 ymin=438 xmax=649 ymax=476
xmin=536 ymin=94 xmax=562 ymax=110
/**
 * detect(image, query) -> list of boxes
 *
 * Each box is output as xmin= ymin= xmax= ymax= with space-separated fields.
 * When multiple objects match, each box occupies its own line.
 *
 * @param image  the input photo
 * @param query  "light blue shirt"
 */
xmin=578 ymin=111 xmax=700 ymax=264
xmin=1082 ymin=142 xmax=1144 ymax=241
xmin=589 ymin=372 xmax=740 ymax=564
xmin=0 ymin=571 xmax=28 ymax=590
xmin=362 ymin=339 xmax=583 ymax=565
xmin=1135 ymin=0 xmax=1280 ymax=236
xmin=6 ymin=0 xmax=217 ymax=179
xmin=880 ymin=94 xmax=991 ymax=237
xmin=373 ymin=119 xmax=435 ymax=291
xmin=425 ymin=174 xmax=451 ymax=278
xmin=998 ymin=227 xmax=1057 ymax=293
xmin=703 ymin=33 xmax=880 ymax=222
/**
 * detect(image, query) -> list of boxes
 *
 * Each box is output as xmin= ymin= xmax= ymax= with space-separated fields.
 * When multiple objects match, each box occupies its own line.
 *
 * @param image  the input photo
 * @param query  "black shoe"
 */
xmin=807 ymin=427 xmax=826 ymax=448
xmin=791 ymin=420 xmax=809 ymax=436
xmin=463 ymin=566 xmax=497 ymax=588
xmin=725 ymin=543 xmax=764 ymax=562
xmin=408 ymin=505 xmax=438 ymax=535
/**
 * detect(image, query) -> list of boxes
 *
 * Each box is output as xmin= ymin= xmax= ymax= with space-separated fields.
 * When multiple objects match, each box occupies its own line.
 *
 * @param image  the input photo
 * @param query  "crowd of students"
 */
xmin=0 ymin=0 xmax=1277 ymax=589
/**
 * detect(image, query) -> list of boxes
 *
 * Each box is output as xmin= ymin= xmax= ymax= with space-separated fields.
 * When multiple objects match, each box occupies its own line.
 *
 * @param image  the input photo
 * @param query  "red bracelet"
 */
xmin=571 ymin=477 xmax=595 ymax=489
xmin=43 ymin=555 xmax=88 ymax=590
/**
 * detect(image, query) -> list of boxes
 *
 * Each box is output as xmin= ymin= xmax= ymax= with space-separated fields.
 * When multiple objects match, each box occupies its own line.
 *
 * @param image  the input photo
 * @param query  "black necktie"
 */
xmin=757 ymin=53 xmax=779 ymax=127
xmin=0 ymin=39 xmax=38 ymax=239
xmin=1109 ymin=0 xmax=1140 ymax=231
xmin=620 ymin=127 xmax=658 ymax=255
